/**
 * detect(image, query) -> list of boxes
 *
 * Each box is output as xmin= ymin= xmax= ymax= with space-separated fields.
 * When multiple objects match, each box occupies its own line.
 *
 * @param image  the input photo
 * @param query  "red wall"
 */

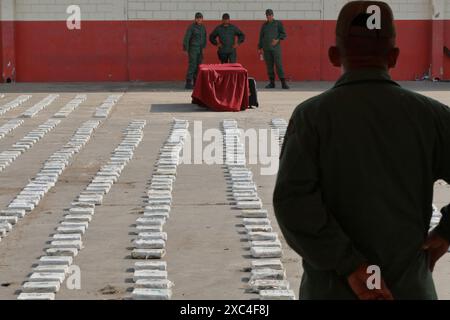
xmin=394 ymin=20 xmax=432 ymax=80
xmin=445 ymin=20 xmax=450 ymax=80
xmin=15 ymin=21 xmax=128 ymax=82
xmin=128 ymin=20 xmax=323 ymax=81
xmin=10 ymin=19 xmax=447 ymax=82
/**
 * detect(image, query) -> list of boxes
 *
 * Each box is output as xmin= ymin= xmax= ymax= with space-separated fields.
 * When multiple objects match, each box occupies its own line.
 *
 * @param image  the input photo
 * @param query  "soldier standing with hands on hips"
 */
xmin=183 ymin=12 xmax=207 ymax=90
xmin=258 ymin=9 xmax=289 ymax=89
xmin=209 ymin=13 xmax=246 ymax=64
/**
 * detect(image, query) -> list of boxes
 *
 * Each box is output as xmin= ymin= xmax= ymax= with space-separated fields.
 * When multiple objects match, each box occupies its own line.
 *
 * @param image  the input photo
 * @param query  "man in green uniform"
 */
xmin=258 ymin=9 xmax=289 ymax=89
xmin=209 ymin=13 xmax=245 ymax=64
xmin=183 ymin=12 xmax=207 ymax=90
xmin=273 ymin=1 xmax=450 ymax=300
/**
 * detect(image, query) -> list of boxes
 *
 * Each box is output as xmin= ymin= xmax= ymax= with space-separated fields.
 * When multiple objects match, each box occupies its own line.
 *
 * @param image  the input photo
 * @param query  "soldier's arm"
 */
xmin=258 ymin=24 xmax=264 ymax=49
xmin=273 ymin=106 xmax=366 ymax=276
xmin=183 ymin=25 xmax=193 ymax=51
xmin=236 ymin=26 xmax=245 ymax=44
xmin=209 ymin=27 xmax=219 ymax=46
xmin=202 ymin=27 xmax=207 ymax=49
xmin=277 ymin=21 xmax=287 ymax=40
xmin=432 ymin=103 xmax=450 ymax=242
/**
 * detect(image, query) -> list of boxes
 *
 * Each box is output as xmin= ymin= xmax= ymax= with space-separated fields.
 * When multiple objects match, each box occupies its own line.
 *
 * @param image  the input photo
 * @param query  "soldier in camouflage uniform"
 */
xmin=209 ymin=13 xmax=245 ymax=64
xmin=183 ymin=12 xmax=207 ymax=90
xmin=258 ymin=9 xmax=289 ymax=89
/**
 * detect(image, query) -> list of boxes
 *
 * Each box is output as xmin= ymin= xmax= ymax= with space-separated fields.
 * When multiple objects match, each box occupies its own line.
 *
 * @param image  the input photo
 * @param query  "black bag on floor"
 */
xmin=248 ymin=77 xmax=259 ymax=108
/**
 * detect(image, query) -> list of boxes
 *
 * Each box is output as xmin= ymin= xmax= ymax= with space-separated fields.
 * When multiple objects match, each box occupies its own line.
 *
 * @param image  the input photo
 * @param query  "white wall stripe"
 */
xmin=0 ymin=0 xmax=444 ymax=21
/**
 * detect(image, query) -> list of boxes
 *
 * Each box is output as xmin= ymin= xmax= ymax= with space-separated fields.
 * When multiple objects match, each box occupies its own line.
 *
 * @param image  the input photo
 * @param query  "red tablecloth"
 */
xmin=192 ymin=63 xmax=250 ymax=112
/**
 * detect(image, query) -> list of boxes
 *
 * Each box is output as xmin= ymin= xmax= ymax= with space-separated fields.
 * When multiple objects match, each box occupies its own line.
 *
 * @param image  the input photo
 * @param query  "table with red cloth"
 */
xmin=192 ymin=63 xmax=250 ymax=112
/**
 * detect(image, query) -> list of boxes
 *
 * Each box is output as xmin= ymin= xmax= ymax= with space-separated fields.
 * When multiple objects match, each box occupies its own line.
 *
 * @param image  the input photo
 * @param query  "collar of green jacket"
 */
xmin=265 ymin=19 xmax=278 ymax=25
xmin=333 ymin=68 xmax=400 ymax=89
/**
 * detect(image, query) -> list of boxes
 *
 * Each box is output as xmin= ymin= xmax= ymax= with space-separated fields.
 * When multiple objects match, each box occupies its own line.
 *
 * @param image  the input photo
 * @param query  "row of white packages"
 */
xmin=93 ymin=94 xmax=123 ymax=118
xmin=131 ymin=119 xmax=189 ymax=301
xmin=221 ymin=119 xmax=296 ymax=301
xmin=0 ymin=120 xmax=101 ymax=244
xmin=0 ymin=94 xmax=122 ymax=242
xmin=270 ymin=118 xmax=288 ymax=149
xmin=53 ymin=94 xmax=87 ymax=118
xmin=21 ymin=94 xmax=59 ymax=118
xmin=0 ymin=95 xmax=31 ymax=116
xmin=0 ymin=94 xmax=87 ymax=172
xmin=17 ymin=120 xmax=146 ymax=300
xmin=0 ymin=94 xmax=86 ymax=152
xmin=0 ymin=95 xmax=61 ymax=143
xmin=0 ymin=119 xmax=61 ymax=173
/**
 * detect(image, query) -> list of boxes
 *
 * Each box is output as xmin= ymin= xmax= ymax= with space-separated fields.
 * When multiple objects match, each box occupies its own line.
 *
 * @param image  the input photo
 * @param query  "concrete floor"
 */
xmin=0 ymin=81 xmax=449 ymax=300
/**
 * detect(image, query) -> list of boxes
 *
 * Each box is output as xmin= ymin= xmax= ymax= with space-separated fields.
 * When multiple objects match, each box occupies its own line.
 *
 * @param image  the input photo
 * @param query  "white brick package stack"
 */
xmin=0 ymin=120 xmax=100 ymax=245
xmin=431 ymin=206 xmax=450 ymax=252
xmin=21 ymin=94 xmax=59 ymax=118
xmin=0 ymin=94 xmax=88 ymax=173
xmin=270 ymin=119 xmax=288 ymax=150
xmin=16 ymin=120 xmax=146 ymax=300
xmin=0 ymin=119 xmax=61 ymax=173
xmin=93 ymin=94 xmax=123 ymax=118
xmin=0 ymin=95 xmax=31 ymax=116
xmin=431 ymin=205 xmax=442 ymax=231
xmin=53 ymin=94 xmax=87 ymax=118
xmin=131 ymin=119 xmax=189 ymax=301
xmin=431 ymin=205 xmax=448 ymax=253
xmin=221 ymin=119 xmax=296 ymax=300
xmin=0 ymin=119 xmax=25 ymax=141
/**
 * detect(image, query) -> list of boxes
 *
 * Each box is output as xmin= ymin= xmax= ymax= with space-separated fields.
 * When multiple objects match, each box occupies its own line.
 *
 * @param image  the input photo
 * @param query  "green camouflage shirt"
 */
xmin=183 ymin=23 xmax=207 ymax=52
xmin=258 ymin=19 xmax=287 ymax=50
xmin=209 ymin=23 xmax=245 ymax=53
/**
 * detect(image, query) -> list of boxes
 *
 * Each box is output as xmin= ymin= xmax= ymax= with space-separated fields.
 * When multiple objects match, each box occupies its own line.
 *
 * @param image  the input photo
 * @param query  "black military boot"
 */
xmin=185 ymin=79 xmax=193 ymax=90
xmin=265 ymin=78 xmax=275 ymax=89
xmin=281 ymin=78 xmax=290 ymax=90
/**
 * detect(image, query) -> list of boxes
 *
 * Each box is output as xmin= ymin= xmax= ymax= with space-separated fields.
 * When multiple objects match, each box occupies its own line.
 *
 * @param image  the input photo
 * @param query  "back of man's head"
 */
xmin=331 ymin=1 xmax=399 ymax=70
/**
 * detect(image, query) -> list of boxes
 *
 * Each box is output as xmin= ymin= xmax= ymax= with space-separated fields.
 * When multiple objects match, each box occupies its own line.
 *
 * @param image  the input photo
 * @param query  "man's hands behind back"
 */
xmin=347 ymin=264 xmax=394 ymax=300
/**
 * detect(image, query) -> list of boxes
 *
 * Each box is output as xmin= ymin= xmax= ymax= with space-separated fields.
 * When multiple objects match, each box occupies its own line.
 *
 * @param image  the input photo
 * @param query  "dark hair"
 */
xmin=335 ymin=1 xmax=396 ymax=59
xmin=222 ymin=13 xmax=230 ymax=20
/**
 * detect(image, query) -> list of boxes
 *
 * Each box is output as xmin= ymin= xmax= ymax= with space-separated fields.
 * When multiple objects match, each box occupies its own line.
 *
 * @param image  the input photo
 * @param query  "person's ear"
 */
xmin=328 ymin=46 xmax=342 ymax=67
xmin=387 ymin=47 xmax=400 ymax=69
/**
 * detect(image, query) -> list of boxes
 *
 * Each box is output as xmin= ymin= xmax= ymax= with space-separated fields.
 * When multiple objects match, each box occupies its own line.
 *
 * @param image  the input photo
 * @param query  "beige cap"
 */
xmin=336 ymin=1 xmax=396 ymax=39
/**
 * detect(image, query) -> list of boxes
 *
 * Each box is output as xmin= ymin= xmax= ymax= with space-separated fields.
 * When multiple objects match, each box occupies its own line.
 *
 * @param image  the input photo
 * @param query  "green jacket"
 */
xmin=209 ymin=23 xmax=245 ymax=53
xmin=183 ymin=23 xmax=207 ymax=52
xmin=258 ymin=19 xmax=286 ymax=51
xmin=273 ymin=68 xmax=450 ymax=300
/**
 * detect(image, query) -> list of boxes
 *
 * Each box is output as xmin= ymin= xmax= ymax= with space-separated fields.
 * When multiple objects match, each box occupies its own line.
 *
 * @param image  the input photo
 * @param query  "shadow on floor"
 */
xmin=150 ymin=103 xmax=211 ymax=113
